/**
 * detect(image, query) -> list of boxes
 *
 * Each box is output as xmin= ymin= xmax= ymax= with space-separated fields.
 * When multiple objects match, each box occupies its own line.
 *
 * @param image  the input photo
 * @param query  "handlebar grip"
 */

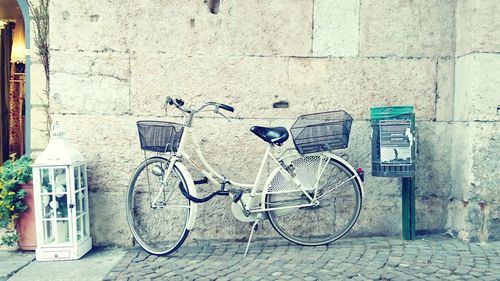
xmin=176 ymin=99 xmax=185 ymax=106
xmin=219 ymin=103 xmax=234 ymax=112
xmin=166 ymin=96 xmax=173 ymax=105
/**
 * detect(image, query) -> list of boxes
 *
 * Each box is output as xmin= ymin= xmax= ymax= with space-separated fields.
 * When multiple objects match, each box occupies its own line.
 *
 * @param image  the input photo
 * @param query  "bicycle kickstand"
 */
xmin=244 ymin=214 xmax=262 ymax=258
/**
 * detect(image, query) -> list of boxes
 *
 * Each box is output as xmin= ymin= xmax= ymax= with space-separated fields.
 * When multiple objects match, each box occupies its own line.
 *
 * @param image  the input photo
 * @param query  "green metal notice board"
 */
xmin=371 ymin=106 xmax=416 ymax=240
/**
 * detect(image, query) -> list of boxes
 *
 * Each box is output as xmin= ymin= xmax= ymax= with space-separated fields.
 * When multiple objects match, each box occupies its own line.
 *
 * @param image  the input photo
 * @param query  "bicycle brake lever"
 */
xmin=219 ymin=111 xmax=231 ymax=122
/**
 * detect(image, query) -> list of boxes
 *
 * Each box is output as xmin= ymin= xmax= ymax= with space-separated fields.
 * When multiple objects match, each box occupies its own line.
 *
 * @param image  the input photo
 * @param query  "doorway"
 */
xmin=0 ymin=0 xmax=29 ymax=162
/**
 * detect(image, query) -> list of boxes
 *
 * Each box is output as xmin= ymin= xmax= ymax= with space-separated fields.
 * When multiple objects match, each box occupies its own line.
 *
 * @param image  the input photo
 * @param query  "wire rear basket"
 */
xmin=137 ymin=121 xmax=184 ymax=153
xmin=291 ymin=110 xmax=353 ymax=154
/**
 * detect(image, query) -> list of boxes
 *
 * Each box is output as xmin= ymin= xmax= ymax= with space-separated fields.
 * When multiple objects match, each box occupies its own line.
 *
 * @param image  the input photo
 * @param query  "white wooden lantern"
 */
xmin=33 ymin=122 xmax=92 ymax=261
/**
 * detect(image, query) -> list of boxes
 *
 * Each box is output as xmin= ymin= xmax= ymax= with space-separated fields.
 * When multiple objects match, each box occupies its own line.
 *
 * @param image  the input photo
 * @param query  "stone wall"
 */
xmin=447 ymin=0 xmax=500 ymax=242
xmin=38 ymin=0 xmax=496 ymax=246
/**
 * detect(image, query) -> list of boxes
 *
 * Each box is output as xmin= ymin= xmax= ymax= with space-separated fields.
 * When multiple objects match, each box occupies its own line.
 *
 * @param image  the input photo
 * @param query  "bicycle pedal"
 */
xmin=193 ymin=177 xmax=209 ymax=185
xmin=215 ymin=190 xmax=229 ymax=196
xmin=233 ymin=190 xmax=243 ymax=203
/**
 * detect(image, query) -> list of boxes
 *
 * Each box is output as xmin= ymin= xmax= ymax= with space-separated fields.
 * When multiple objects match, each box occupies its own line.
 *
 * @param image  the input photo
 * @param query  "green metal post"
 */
xmin=402 ymin=177 xmax=416 ymax=240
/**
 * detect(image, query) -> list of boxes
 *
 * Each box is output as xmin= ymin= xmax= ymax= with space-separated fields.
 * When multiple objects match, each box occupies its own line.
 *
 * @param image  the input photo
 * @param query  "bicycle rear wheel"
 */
xmin=266 ymin=156 xmax=362 ymax=246
xmin=126 ymin=156 xmax=191 ymax=255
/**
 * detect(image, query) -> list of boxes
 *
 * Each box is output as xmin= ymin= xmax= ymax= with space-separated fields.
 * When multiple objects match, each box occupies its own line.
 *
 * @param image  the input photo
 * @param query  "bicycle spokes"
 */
xmin=316 ymin=174 xmax=356 ymax=200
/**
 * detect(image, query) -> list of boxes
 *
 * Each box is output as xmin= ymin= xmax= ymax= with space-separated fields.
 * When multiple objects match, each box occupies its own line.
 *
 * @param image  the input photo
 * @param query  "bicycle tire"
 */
xmin=265 ymin=156 xmax=362 ymax=246
xmin=126 ymin=156 xmax=191 ymax=255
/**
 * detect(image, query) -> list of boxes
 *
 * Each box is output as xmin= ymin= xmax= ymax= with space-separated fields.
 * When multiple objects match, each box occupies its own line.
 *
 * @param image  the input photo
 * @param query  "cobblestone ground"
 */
xmin=105 ymin=237 xmax=500 ymax=280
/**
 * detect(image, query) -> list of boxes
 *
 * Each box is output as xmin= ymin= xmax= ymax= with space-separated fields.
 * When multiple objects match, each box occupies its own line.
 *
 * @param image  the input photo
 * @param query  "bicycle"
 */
xmin=126 ymin=96 xmax=365 ymax=256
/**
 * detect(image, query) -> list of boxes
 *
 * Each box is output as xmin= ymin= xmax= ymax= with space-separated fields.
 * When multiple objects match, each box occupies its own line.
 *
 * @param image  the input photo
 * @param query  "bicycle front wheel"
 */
xmin=266 ymin=156 xmax=362 ymax=246
xmin=126 ymin=156 xmax=191 ymax=255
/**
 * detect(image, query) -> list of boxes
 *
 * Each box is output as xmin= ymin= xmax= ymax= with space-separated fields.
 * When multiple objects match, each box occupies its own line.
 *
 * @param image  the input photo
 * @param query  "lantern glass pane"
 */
xmin=77 ymin=217 xmax=82 ymax=241
xmin=42 ymin=195 xmax=54 ymax=219
xmin=51 ymin=168 xmax=68 ymax=219
xmin=74 ymin=166 xmax=80 ymax=190
xmin=56 ymin=220 xmax=70 ymax=243
xmin=75 ymin=190 xmax=82 ymax=217
xmin=83 ymin=214 xmax=88 ymax=236
xmin=43 ymin=219 xmax=54 ymax=244
xmin=40 ymin=168 xmax=51 ymax=192
xmin=54 ymin=168 xmax=67 ymax=196
xmin=81 ymin=165 xmax=87 ymax=188
xmin=82 ymin=189 xmax=88 ymax=214
xmin=55 ymin=195 xmax=68 ymax=219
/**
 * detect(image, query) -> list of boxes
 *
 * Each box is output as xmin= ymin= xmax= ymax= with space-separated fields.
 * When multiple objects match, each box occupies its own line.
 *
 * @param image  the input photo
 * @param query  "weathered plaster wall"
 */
xmin=43 ymin=0 xmax=482 ymax=246
xmin=447 ymin=0 xmax=500 ymax=242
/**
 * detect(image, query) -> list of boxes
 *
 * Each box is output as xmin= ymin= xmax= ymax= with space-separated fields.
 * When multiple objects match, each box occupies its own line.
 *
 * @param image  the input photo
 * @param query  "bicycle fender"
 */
xmin=323 ymin=153 xmax=365 ymax=198
xmin=174 ymin=162 xmax=198 ymax=230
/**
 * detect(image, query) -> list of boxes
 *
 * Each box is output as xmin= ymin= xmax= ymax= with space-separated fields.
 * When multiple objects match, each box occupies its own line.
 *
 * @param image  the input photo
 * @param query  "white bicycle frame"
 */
xmin=156 ymin=124 xmax=364 ymax=217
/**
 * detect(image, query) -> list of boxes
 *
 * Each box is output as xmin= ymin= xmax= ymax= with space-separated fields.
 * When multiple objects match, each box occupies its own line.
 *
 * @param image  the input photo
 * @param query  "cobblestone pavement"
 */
xmin=105 ymin=236 xmax=500 ymax=280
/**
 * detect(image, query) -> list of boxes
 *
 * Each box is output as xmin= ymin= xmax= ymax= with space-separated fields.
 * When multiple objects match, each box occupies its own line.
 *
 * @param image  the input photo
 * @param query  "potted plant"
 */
xmin=0 ymin=154 xmax=34 ymax=250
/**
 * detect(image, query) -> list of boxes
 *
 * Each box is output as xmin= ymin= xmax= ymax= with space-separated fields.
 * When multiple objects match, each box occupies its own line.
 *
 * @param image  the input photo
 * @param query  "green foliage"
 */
xmin=0 ymin=154 xmax=33 ymax=246
xmin=0 ymin=230 xmax=19 ymax=247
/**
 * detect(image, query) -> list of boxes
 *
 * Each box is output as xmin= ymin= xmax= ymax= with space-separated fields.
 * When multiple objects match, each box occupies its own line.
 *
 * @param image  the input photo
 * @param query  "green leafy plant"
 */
xmin=0 ymin=154 xmax=33 ymax=246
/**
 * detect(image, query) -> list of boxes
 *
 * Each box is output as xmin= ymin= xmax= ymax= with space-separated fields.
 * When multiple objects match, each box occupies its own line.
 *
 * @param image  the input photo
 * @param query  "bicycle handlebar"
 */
xmin=166 ymin=96 xmax=234 ymax=114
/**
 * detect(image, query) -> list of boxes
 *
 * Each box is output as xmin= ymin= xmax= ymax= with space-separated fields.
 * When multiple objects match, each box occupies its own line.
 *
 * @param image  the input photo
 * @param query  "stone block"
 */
xmin=359 ymin=0 xmax=455 ymax=57
xmin=313 ymin=0 xmax=359 ymax=57
xmin=416 ymin=196 xmax=448 ymax=233
xmin=88 ymin=191 xmax=131 ymax=246
xmin=50 ymin=50 xmax=130 ymax=115
xmin=447 ymin=199 xmax=491 ymax=242
xmin=127 ymin=0 xmax=312 ymax=57
xmin=436 ymin=58 xmax=454 ymax=122
xmin=132 ymin=55 xmax=437 ymax=120
xmin=449 ymin=122 xmax=473 ymax=200
xmin=29 ymin=106 xmax=50 ymax=151
xmin=489 ymin=218 xmax=500 ymax=241
xmin=448 ymin=121 xmax=499 ymax=241
xmin=29 ymin=62 xmax=48 ymax=107
xmin=49 ymin=0 xmax=129 ymax=52
xmin=456 ymin=0 xmax=500 ymax=56
xmin=468 ymin=122 xmax=500 ymax=202
xmin=415 ymin=122 xmax=453 ymax=198
xmin=454 ymin=54 xmax=500 ymax=121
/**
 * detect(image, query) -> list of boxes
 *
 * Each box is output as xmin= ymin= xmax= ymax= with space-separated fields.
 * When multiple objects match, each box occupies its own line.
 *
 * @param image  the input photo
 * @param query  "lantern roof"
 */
xmin=33 ymin=122 xmax=84 ymax=166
